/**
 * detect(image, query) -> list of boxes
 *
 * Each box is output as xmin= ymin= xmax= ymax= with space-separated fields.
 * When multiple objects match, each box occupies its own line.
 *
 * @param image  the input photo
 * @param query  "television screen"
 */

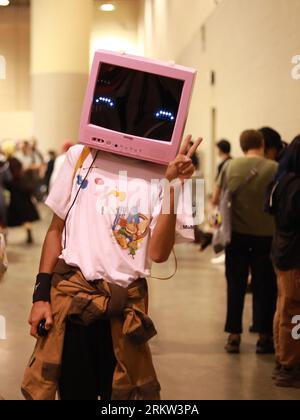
xmin=90 ymin=63 xmax=184 ymax=143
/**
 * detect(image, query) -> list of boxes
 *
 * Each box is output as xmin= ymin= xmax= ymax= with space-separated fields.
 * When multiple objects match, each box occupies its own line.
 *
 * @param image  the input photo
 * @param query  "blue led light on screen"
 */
xmin=155 ymin=110 xmax=175 ymax=121
xmin=95 ymin=96 xmax=115 ymax=108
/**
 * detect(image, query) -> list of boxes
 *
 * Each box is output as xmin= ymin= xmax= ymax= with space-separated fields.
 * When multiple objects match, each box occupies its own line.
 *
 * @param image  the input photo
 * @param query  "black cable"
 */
xmin=63 ymin=150 xmax=99 ymax=249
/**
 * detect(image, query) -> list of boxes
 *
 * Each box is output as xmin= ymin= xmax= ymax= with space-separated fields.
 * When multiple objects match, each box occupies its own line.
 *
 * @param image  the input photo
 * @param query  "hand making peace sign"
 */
xmin=165 ymin=135 xmax=203 ymax=182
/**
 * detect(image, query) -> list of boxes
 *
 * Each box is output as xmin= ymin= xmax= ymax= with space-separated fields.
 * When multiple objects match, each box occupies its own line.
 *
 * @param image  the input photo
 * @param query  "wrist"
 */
xmin=32 ymin=273 xmax=53 ymax=304
xmin=33 ymin=300 xmax=50 ymax=306
xmin=166 ymin=175 xmax=175 ymax=183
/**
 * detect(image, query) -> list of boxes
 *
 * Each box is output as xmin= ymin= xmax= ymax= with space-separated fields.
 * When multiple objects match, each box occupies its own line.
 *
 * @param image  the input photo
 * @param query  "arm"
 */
xmin=211 ymin=164 xmax=226 ymax=206
xmin=39 ymin=214 xmax=64 ymax=273
xmin=28 ymin=214 xmax=64 ymax=338
xmin=149 ymin=187 xmax=177 ymax=263
xmin=211 ymin=185 xmax=222 ymax=206
xmin=149 ymin=136 xmax=202 ymax=263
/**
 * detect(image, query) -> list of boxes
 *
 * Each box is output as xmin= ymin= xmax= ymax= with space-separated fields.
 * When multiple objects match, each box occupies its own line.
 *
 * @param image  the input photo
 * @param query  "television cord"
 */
xmin=63 ymin=150 xmax=99 ymax=250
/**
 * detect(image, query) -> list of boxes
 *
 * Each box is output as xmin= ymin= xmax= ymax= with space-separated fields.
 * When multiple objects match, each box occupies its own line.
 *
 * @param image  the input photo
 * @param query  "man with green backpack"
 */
xmin=213 ymin=130 xmax=278 ymax=355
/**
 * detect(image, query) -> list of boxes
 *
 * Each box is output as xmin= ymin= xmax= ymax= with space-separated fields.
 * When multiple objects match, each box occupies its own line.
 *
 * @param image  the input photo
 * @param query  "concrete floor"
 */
xmin=0 ymin=206 xmax=299 ymax=400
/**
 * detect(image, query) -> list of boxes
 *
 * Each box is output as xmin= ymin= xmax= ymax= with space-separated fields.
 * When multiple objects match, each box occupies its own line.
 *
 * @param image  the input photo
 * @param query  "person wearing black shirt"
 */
xmin=266 ymin=135 xmax=300 ymax=389
xmin=259 ymin=127 xmax=287 ymax=162
xmin=216 ymin=139 xmax=232 ymax=179
xmin=44 ymin=151 xmax=57 ymax=194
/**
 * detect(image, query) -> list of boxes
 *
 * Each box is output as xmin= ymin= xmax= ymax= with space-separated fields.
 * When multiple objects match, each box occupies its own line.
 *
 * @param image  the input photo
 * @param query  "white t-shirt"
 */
xmin=46 ymin=145 xmax=194 ymax=287
xmin=49 ymin=153 xmax=67 ymax=192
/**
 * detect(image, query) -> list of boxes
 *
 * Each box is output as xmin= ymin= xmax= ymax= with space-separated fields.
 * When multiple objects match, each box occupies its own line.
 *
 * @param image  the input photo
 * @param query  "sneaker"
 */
xmin=256 ymin=338 xmax=275 ymax=354
xmin=199 ymin=233 xmax=213 ymax=252
xmin=272 ymin=362 xmax=282 ymax=380
xmin=275 ymin=367 xmax=300 ymax=389
xmin=225 ymin=336 xmax=241 ymax=354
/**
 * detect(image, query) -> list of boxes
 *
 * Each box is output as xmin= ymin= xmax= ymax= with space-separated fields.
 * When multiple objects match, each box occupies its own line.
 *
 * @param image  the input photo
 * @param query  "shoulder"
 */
xmin=226 ymin=157 xmax=245 ymax=171
xmin=265 ymin=159 xmax=278 ymax=169
xmin=65 ymin=144 xmax=86 ymax=166
xmin=217 ymin=159 xmax=232 ymax=187
xmin=229 ymin=157 xmax=246 ymax=166
xmin=264 ymin=159 xmax=278 ymax=174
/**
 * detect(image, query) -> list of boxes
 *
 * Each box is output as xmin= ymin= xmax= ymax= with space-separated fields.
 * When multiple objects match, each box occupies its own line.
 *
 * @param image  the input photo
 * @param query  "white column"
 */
xmin=31 ymin=0 xmax=93 ymax=152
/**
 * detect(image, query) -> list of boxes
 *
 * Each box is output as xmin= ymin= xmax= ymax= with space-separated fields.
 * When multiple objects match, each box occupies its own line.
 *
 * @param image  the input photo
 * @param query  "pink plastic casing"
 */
xmin=79 ymin=50 xmax=197 ymax=166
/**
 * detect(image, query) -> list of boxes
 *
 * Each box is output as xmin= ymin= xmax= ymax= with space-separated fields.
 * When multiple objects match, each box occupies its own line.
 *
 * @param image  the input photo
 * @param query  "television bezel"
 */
xmin=79 ymin=50 xmax=197 ymax=166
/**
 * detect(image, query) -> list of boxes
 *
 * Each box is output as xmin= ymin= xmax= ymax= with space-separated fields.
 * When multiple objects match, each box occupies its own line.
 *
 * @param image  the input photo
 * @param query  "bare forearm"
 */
xmin=150 ymin=188 xmax=177 ymax=263
xmin=39 ymin=217 xmax=64 ymax=273
xmin=211 ymin=186 xmax=221 ymax=206
xmin=150 ymin=135 xmax=202 ymax=262
xmin=29 ymin=215 xmax=63 ymax=336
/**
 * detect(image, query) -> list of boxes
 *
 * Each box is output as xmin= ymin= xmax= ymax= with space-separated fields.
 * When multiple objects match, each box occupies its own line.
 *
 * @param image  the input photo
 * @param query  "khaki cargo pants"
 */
xmin=274 ymin=269 xmax=300 ymax=368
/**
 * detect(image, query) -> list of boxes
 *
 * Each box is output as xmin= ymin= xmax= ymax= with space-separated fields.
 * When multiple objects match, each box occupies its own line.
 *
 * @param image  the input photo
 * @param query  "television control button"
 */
xmin=106 ymin=141 xmax=111 ymax=146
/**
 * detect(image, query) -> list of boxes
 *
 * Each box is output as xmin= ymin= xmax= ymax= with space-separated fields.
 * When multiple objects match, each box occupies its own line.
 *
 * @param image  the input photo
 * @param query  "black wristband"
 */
xmin=33 ymin=273 xmax=53 ymax=303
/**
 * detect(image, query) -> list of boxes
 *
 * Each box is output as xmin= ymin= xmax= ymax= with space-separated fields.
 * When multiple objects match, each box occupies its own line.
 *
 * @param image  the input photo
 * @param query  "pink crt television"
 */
xmin=79 ymin=50 xmax=197 ymax=166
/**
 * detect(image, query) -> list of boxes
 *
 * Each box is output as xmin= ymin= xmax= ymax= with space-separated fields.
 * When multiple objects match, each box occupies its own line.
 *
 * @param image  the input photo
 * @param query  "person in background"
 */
xmin=1 ymin=140 xmax=16 ymax=160
xmin=213 ymin=130 xmax=278 ymax=354
xmin=0 ymin=141 xmax=16 ymax=232
xmin=6 ymin=157 xmax=40 ymax=244
xmin=44 ymin=151 xmax=57 ymax=195
xmin=189 ymin=141 xmax=211 ymax=249
xmin=266 ymin=135 xmax=300 ymax=389
xmin=259 ymin=127 xmax=287 ymax=162
xmin=30 ymin=138 xmax=44 ymax=166
xmin=190 ymin=141 xmax=200 ymax=173
xmin=49 ymin=141 xmax=74 ymax=191
xmin=0 ymin=153 xmax=12 ymax=231
xmin=248 ymin=128 xmax=285 ymax=331
xmin=216 ymin=139 xmax=232 ymax=179
xmin=30 ymin=140 xmax=46 ymax=202
xmin=15 ymin=141 xmax=34 ymax=170
xmin=210 ymin=140 xmax=233 ymax=263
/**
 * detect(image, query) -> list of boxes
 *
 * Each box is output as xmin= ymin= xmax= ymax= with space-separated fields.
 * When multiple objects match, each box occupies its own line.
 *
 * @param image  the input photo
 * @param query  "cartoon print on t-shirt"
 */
xmin=95 ymin=177 xmax=104 ymax=186
xmin=77 ymin=175 xmax=88 ymax=189
xmin=109 ymin=190 xmax=127 ymax=202
xmin=112 ymin=207 xmax=150 ymax=258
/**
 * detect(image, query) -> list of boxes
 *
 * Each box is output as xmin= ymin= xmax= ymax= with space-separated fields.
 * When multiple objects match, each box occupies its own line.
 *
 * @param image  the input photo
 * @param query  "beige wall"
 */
xmin=178 ymin=0 xmax=300 ymax=187
xmin=0 ymin=112 xmax=33 ymax=140
xmin=0 ymin=5 xmax=32 ymax=139
xmin=31 ymin=0 xmax=92 ymax=75
xmin=91 ymin=0 xmax=142 ymax=60
xmin=141 ymin=0 xmax=219 ymax=60
xmin=140 ymin=0 xmax=300 ymax=189
xmin=31 ymin=0 xmax=93 ymax=152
